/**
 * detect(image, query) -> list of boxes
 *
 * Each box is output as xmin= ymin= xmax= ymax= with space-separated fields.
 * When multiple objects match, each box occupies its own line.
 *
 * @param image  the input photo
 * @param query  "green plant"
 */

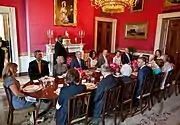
xmin=128 ymin=47 xmax=137 ymax=55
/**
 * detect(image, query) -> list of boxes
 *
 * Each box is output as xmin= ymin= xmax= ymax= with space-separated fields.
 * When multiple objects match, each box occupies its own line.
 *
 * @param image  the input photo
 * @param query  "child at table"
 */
xmin=55 ymin=69 xmax=86 ymax=125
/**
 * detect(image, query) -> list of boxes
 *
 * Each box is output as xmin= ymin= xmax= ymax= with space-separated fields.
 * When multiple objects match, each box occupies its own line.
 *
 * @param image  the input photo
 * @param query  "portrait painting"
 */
xmin=164 ymin=0 xmax=180 ymax=6
xmin=124 ymin=22 xmax=148 ymax=39
xmin=54 ymin=0 xmax=77 ymax=26
xmin=131 ymin=0 xmax=144 ymax=12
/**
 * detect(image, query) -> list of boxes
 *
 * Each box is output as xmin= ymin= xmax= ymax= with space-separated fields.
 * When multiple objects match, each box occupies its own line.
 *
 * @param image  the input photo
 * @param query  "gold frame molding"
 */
xmin=164 ymin=0 xmax=180 ymax=7
xmin=131 ymin=0 xmax=144 ymax=12
xmin=54 ymin=0 xmax=77 ymax=26
xmin=124 ymin=22 xmax=148 ymax=39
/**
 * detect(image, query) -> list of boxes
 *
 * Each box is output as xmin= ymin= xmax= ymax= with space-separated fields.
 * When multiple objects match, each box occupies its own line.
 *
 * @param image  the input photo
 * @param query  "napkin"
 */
xmin=33 ymin=80 xmax=39 ymax=83
xmin=25 ymin=96 xmax=37 ymax=102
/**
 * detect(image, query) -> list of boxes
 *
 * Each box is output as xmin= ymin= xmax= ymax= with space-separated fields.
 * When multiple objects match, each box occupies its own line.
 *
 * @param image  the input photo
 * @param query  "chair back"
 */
xmin=102 ymin=86 xmax=121 ymax=114
xmin=152 ymin=72 xmax=165 ymax=92
xmin=141 ymin=75 xmax=155 ymax=97
xmin=3 ymin=85 xmax=14 ymax=111
xmin=165 ymin=69 xmax=175 ymax=86
xmin=67 ymin=92 xmax=91 ymax=124
xmin=121 ymin=80 xmax=137 ymax=104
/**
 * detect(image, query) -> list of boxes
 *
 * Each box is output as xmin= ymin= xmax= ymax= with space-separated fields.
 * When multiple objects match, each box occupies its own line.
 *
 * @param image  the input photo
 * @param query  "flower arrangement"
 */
xmin=75 ymin=68 xmax=86 ymax=78
xmin=132 ymin=60 xmax=138 ymax=72
xmin=110 ymin=63 xmax=120 ymax=72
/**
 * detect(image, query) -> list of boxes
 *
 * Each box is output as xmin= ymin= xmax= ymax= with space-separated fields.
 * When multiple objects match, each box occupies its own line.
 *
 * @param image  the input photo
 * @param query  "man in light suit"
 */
xmin=121 ymin=48 xmax=132 ymax=64
xmin=97 ymin=49 xmax=110 ymax=68
xmin=70 ymin=51 xmax=87 ymax=70
xmin=91 ymin=65 xmax=117 ymax=118
xmin=135 ymin=57 xmax=152 ymax=98
xmin=28 ymin=50 xmax=49 ymax=80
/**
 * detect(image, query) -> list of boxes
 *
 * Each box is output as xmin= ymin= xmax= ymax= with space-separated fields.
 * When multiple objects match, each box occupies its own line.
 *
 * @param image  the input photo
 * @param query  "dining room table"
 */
xmin=22 ymin=80 xmax=59 ymax=117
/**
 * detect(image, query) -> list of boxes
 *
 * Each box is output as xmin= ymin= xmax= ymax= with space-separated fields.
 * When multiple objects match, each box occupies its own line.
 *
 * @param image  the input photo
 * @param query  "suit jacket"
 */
xmin=55 ymin=82 xmax=86 ymax=125
xmin=97 ymin=54 xmax=110 ymax=68
xmin=135 ymin=65 xmax=152 ymax=98
xmin=54 ymin=42 xmax=67 ymax=64
xmin=120 ymin=76 xmax=132 ymax=83
xmin=28 ymin=60 xmax=49 ymax=80
xmin=70 ymin=57 xmax=87 ymax=70
xmin=0 ymin=48 xmax=5 ymax=76
xmin=121 ymin=52 xmax=132 ymax=64
xmin=91 ymin=74 xmax=117 ymax=117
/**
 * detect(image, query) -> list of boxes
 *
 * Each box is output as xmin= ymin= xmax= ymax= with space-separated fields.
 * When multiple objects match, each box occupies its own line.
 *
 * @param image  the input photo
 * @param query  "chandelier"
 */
xmin=90 ymin=0 xmax=137 ymax=13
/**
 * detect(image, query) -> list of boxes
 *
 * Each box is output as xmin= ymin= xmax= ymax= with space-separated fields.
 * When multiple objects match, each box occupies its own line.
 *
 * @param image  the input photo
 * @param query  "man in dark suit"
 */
xmin=97 ymin=49 xmax=110 ymax=68
xmin=28 ymin=50 xmax=49 ymax=80
xmin=135 ymin=57 xmax=152 ymax=98
xmin=0 ymin=47 xmax=5 ymax=77
xmin=54 ymin=36 xmax=67 ymax=64
xmin=91 ymin=65 xmax=117 ymax=118
xmin=55 ymin=69 xmax=86 ymax=125
xmin=70 ymin=51 xmax=87 ymax=70
xmin=121 ymin=48 xmax=132 ymax=64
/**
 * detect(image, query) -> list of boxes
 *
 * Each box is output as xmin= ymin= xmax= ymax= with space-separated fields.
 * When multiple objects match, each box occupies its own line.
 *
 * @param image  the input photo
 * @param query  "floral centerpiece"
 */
xmin=110 ymin=63 xmax=120 ymax=73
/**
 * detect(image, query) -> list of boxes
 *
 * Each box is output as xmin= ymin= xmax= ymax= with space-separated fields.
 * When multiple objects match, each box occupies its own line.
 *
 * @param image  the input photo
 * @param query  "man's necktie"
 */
xmin=38 ymin=61 xmax=41 ymax=73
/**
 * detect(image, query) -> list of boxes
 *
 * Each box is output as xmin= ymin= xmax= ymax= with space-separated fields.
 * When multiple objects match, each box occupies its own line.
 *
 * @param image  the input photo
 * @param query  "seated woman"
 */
xmin=161 ymin=55 xmax=174 ymax=89
xmin=87 ymin=50 xmax=98 ymax=69
xmin=154 ymin=49 xmax=164 ymax=60
xmin=120 ymin=64 xmax=132 ymax=83
xmin=3 ymin=63 xmax=36 ymax=109
xmin=55 ymin=69 xmax=86 ymax=125
xmin=53 ymin=56 xmax=68 ymax=76
xmin=113 ymin=50 xmax=122 ymax=66
xmin=152 ymin=59 xmax=164 ymax=75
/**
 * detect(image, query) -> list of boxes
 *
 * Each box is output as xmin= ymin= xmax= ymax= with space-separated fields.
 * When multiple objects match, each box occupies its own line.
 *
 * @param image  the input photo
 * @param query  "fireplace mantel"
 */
xmin=46 ymin=43 xmax=85 ymax=75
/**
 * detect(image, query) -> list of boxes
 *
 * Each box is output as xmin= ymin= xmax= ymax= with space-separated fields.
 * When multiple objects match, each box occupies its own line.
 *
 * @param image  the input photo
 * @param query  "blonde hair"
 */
xmin=2 ymin=62 xmax=18 ymax=79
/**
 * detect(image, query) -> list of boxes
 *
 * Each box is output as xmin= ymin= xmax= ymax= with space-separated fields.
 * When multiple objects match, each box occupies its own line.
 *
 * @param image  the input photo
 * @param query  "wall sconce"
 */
xmin=47 ymin=29 xmax=54 ymax=44
xmin=78 ymin=30 xmax=85 ymax=44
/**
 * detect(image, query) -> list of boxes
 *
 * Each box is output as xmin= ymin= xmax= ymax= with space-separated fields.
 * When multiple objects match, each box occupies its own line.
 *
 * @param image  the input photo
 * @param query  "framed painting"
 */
xmin=164 ymin=0 xmax=180 ymax=7
xmin=54 ymin=0 xmax=77 ymax=26
xmin=124 ymin=22 xmax=148 ymax=39
xmin=131 ymin=0 xmax=144 ymax=12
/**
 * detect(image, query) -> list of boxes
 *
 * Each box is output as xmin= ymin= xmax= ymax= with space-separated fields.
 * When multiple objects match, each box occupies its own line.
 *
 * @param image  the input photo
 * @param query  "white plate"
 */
xmin=23 ymin=85 xmax=42 ymax=93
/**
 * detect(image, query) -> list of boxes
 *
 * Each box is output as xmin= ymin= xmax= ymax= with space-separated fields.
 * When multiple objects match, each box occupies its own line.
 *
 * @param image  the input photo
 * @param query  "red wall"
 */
xmin=26 ymin=0 xmax=94 ymax=52
xmin=94 ymin=0 xmax=165 ymax=51
xmin=0 ymin=0 xmax=27 ymax=53
xmin=1 ymin=0 xmax=180 ymax=54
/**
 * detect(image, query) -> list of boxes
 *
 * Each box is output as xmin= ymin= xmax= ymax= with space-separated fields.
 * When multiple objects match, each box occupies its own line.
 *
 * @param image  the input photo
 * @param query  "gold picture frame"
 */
xmin=54 ymin=0 xmax=77 ymax=26
xmin=124 ymin=22 xmax=148 ymax=39
xmin=164 ymin=0 xmax=180 ymax=7
xmin=131 ymin=0 xmax=144 ymax=12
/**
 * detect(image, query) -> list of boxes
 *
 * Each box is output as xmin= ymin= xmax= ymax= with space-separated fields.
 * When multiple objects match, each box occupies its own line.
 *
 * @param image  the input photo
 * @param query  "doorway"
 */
xmin=0 ymin=6 xmax=19 ymax=74
xmin=94 ymin=17 xmax=117 ymax=54
xmin=165 ymin=19 xmax=180 ymax=69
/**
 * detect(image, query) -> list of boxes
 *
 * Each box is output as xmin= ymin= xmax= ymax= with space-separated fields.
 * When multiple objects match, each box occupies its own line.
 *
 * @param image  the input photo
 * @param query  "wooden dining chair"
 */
xmin=163 ymin=69 xmax=175 ymax=100
xmin=101 ymin=86 xmax=122 ymax=125
xmin=3 ymin=85 xmax=36 ymax=125
xmin=138 ymin=75 xmax=155 ymax=114
xmin=67 ymin=92 xmax=91 ymax=125
xmin=150 ymin=72 xmax=165 ymax=106
xmin=120 ymin=80 xmax=137 ymax=121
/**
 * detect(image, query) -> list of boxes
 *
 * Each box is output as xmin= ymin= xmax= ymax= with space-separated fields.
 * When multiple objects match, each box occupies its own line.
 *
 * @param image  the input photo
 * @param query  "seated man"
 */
xmin=55 ymin=69 xmax=86 ymax=125
xmin=121 ymin=48 xmax=132 ymax=65
xmin=28 ymin=50 xmax=49 ymax=80
xmin=91 ymin=65 xmax=117 ymax=118
xmin=120 ymin=64 xmax=133 ymax=83
xmin=135 ymin=57 xmax=152 ymax=99
xmin=70 ymin=51 xmax=87 ymax=70
xmin=97 ymin=49 xmax=109 ymax=68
